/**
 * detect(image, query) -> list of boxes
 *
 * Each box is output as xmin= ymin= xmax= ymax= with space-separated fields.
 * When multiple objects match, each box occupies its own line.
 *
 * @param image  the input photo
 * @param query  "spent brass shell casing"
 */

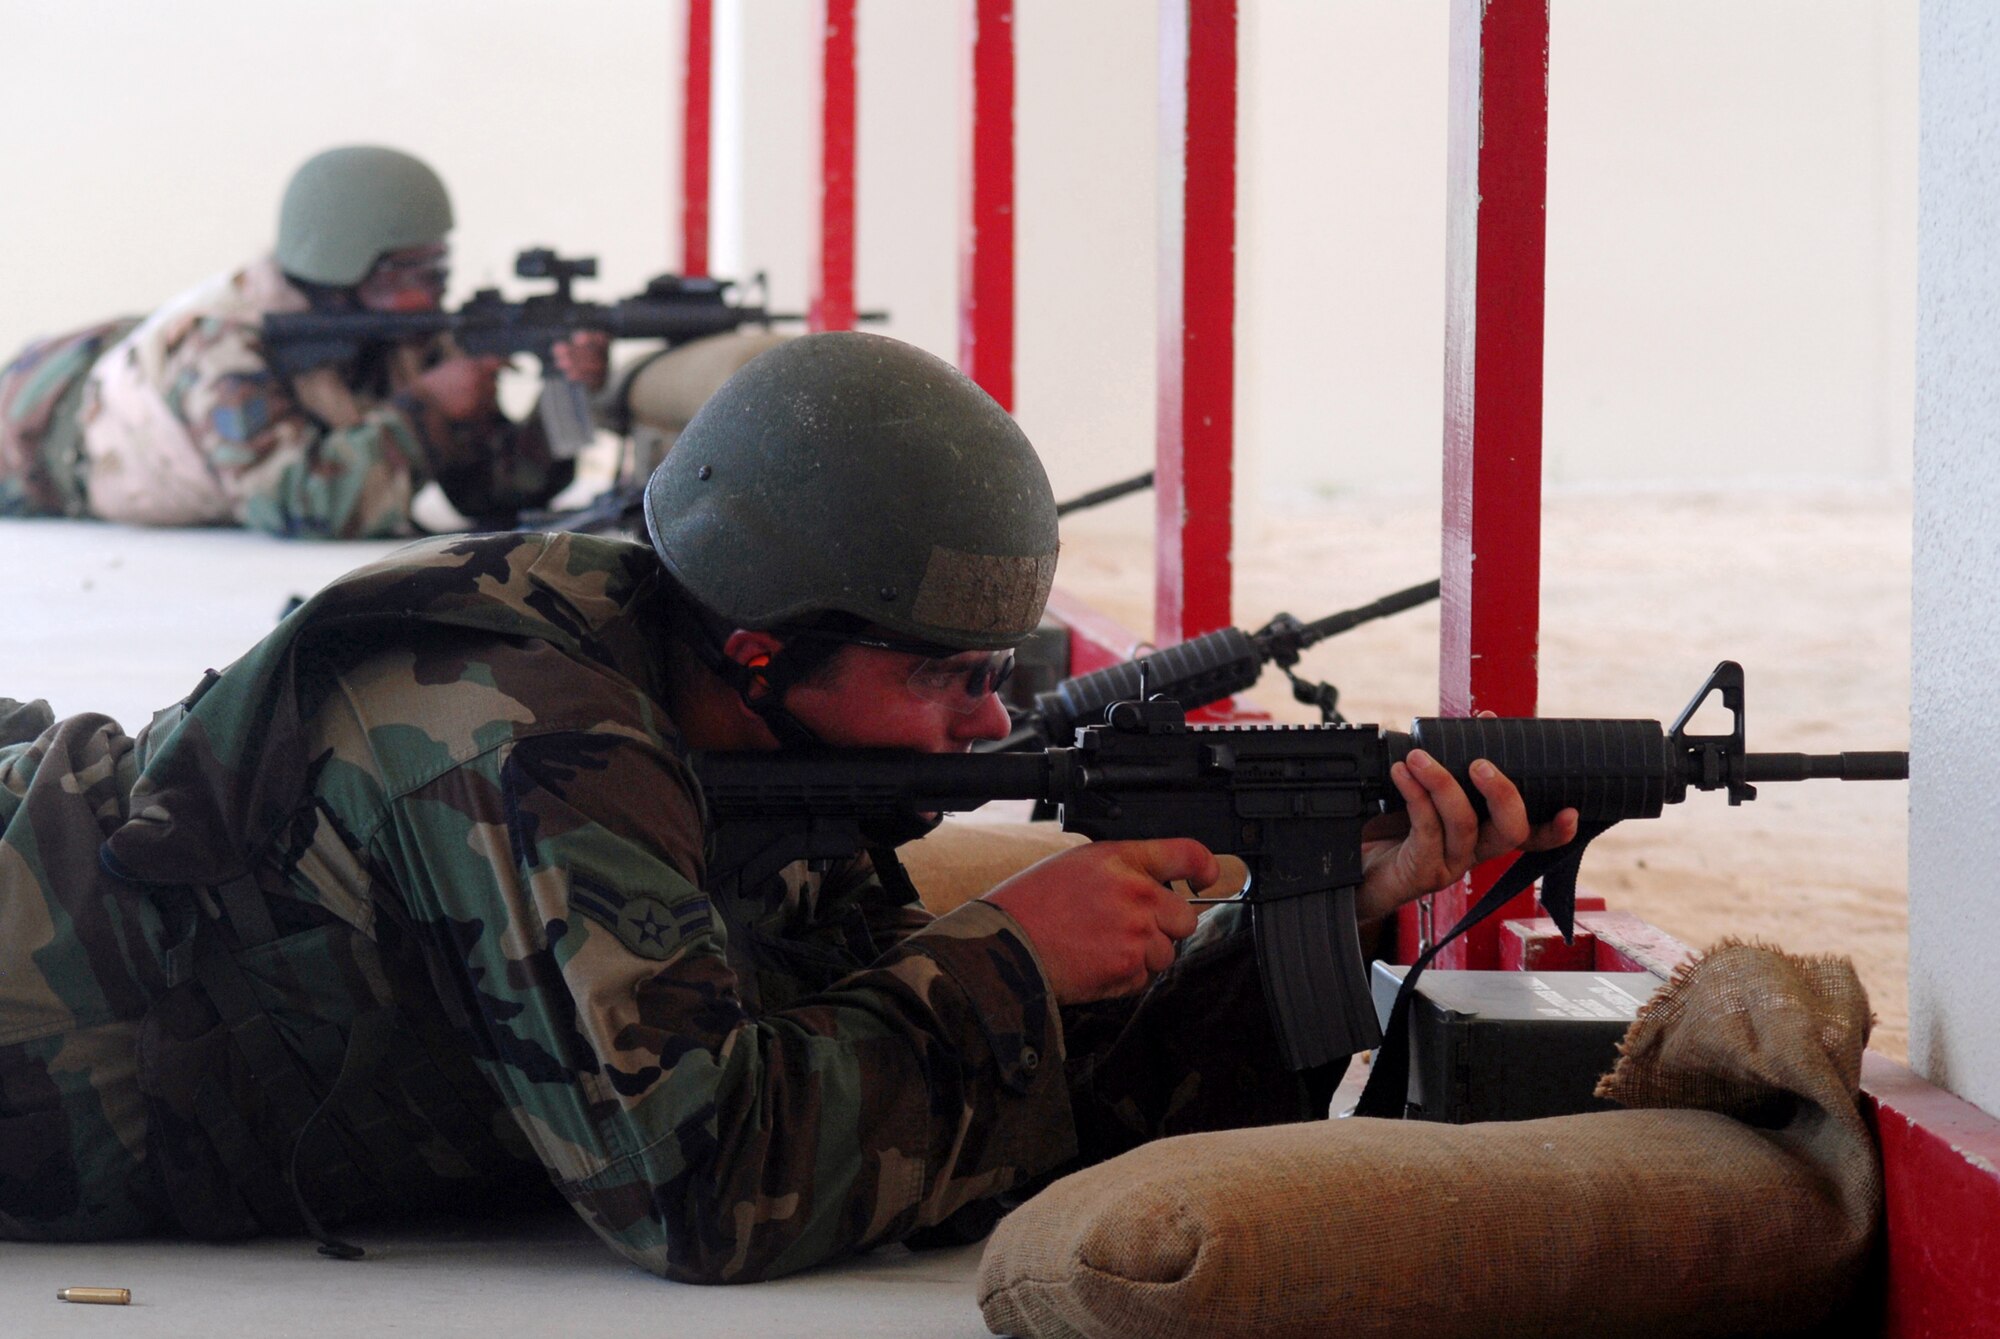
xmin=57 ymin=1287 xmax=130 ymax=1305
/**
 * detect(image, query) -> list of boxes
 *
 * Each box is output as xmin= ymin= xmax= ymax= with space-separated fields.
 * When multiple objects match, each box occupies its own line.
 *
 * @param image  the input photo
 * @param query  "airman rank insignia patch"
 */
xmin=569 ymin=870 xmax=714 ymax=960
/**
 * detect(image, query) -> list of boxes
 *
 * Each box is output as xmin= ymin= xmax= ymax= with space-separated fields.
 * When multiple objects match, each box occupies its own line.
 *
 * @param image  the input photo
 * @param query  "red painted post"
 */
xmin=680 ymin=0 xmax=714 ymax=278
xmin=961 ymin=0 xmax=1015 ymax=409
xmin=1155 ymin=0 xmax=1236 ymax=648
xmin=1398 ymin=0 xmax=1550 ymax=968
xmin=811 ymin=0 xmax=858 ymax=332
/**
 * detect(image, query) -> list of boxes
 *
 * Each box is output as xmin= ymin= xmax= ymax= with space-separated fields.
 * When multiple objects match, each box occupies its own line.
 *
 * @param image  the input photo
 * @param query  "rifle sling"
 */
xmin=1351 ymin=819 xmax=1619 ymax=1119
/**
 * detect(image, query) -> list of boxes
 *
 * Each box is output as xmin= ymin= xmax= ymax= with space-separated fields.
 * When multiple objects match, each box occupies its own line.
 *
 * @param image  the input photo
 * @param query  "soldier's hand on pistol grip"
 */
xmin=982 ymin=838 xmax=1216 ymax=1005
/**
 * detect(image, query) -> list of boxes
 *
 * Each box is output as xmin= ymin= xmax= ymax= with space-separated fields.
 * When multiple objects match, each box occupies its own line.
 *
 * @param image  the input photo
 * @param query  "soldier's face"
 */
xmin=356 ymin=242 xmax=451 ymax=313
xmin=782 ymin=645 xmax=1013 ymax=753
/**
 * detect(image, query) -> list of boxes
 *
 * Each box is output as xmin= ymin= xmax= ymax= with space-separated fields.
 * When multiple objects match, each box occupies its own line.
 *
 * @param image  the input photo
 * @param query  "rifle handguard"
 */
xmin=1394 ymin=717 xmax=1678 ymax=823
xmin=1032 ymin=627 xmax=1262 ymax=744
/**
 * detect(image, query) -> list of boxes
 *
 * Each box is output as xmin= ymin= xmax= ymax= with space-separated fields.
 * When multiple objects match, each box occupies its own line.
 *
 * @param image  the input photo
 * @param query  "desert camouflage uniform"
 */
xmin=0 ymin=257 xmax=570 ymax=538
xmin=0 ymin=533 xmax=1320 ymax=1281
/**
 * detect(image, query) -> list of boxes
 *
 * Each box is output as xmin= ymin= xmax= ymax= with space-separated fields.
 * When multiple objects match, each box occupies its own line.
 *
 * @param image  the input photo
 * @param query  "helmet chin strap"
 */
xmin=680 ymin=626 xmax=829 ymax=750
xmin=736 ymin=653 xmax=826 ymax=750
xmin=660 ymin=580 xmax=838 ymax=750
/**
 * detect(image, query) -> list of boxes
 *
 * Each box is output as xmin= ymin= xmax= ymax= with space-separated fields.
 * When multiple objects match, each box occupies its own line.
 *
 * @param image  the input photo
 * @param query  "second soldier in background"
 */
xmin=0 ymin=145 xmax=607 ymax=538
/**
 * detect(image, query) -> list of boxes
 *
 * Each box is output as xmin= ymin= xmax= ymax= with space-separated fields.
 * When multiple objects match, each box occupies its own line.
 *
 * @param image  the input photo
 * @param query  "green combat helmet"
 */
xmin=274 ymin=146 xmax=454 ymax=287
xmin=645 ymin=332 xmax=1060 ymax=652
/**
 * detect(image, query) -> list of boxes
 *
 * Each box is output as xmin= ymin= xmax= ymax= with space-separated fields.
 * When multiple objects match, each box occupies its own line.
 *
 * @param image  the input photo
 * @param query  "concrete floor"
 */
xmin=0 ymin=1212 xmax=989 ymax=1338
xmin=4 ymin=518 xmax=406 ymax=727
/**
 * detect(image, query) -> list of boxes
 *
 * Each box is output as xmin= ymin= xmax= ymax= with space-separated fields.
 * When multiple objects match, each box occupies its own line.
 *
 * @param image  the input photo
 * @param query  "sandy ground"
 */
xmin=1055 ymin=484 xmax=1914 ymax=1059
xmin=3 ymin=484 xmax=1913 ymax=1058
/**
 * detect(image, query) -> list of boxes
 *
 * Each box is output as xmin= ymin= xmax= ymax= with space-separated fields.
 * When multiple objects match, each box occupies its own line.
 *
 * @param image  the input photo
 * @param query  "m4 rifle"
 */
xmin=262 ymin=249 xmax=814 ymax=458
xmin=694 ymin=661 xmax=1908 ymax=1073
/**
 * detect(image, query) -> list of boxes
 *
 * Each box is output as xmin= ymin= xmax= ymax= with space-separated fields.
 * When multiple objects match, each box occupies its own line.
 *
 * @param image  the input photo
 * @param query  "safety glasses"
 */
xmin=904 ymin=649 xmax=1016 ymax=713
xmin=366 ymin=249 xmax=451 ymax=295
xmin=799 ymin=631 xmax=1016 ymax=714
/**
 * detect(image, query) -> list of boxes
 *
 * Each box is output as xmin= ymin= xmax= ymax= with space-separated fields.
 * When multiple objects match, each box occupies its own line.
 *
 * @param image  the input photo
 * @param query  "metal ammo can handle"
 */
xmin=1035 ymin=627 xmax=1263 ymax=743
xmin=1399 ymin=717 xmax=1676 ymax=824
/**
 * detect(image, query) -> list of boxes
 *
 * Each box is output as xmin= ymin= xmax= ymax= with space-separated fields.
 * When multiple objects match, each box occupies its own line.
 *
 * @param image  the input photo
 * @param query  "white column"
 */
xmin=1911 ymin=0 xmax=2000 ymax=1114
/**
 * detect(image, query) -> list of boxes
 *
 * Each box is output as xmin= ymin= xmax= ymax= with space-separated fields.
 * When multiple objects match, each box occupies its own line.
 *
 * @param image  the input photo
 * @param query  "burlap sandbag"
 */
xmin=978 ymin=941 xmax=1879 ymax=1339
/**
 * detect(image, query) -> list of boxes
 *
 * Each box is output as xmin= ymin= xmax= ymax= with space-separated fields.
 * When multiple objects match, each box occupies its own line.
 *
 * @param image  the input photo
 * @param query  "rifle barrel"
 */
xmin=1054 ymin=471 xmax=1155 ymax=518
xmin=1743 ymin=751 xmax=1909 ymax=782
xmin=1291 ymin=579 xmax=1442 ymax=649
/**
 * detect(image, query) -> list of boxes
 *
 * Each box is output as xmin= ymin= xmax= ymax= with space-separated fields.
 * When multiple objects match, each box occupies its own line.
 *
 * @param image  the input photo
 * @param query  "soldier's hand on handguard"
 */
xmin=1354 ymin=750 xmax=1580 ymax=924
xmin=983 ymin=839 xmax=1216 ymax=1005
xmin=551 ymin=330 xmax=610 ymax=391
xmin=411 ymin=353 xmax=507 ymax=422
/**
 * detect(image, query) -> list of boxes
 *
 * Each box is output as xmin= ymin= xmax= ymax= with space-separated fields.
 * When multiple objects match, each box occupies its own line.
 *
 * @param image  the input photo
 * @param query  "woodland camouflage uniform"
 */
xmin=0 ymin=257 xmax=570 ymax=538
xmin=0 ymin=532 xmax=1316 ymax=1281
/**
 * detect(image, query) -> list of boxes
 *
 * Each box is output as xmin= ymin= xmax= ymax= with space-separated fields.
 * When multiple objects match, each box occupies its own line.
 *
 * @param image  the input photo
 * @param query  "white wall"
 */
xmin=1911 ymin=0 xmax=2000 ymax=1115
xmin=1544 ymin=1 xmax=1915 ymax=490
xmin=0 ymin=2 xmax=1911 ymax=508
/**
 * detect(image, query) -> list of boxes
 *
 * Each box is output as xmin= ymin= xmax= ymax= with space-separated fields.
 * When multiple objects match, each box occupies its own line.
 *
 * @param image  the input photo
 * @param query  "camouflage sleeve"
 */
xmin=380 ymin=729 xmax=1074 ymax=1284
xmin=166 ymin=324 xmax=436 ymax=539
xmin=810 ymin=848 xmax=942 ymax=957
